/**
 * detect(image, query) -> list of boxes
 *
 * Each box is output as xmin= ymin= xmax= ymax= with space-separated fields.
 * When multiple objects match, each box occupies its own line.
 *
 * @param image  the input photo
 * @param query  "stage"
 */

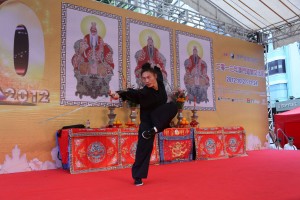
xmin=0 ymin=150 xmax=299 ymax=200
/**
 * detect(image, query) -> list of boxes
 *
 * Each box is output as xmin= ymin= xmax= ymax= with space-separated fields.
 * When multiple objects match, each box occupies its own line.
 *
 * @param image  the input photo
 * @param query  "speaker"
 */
xmin=264 ymin=44 xmax=269 ymax=53
xmin=256 ymin=32 xmax=263 ymax=43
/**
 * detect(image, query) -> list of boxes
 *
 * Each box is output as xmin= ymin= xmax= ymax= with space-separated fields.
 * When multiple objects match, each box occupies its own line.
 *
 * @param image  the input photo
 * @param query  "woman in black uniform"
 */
xmin=110 ymin=62 xmax=178 ymax=186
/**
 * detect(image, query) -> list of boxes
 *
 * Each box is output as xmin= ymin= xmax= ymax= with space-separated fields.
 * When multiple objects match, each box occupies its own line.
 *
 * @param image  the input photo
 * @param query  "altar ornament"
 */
xmin=180 ymin=117 xmax=189 ymax=128
xmin=107 ymin=106 xmax=116 ymax=127
xmin=113 ymin=119 xmax=122 ymax=128
xmin=190 ymin=109 xmax=199 ymax=127
xmin=129 ymin=106 xmax=138 ymax=125
xmin=171 ymin=88 xmax=187 ymax=127
xmin=125 ymin=120 xmax=137 ymax=128
xmin=176 ymin=109 xmax=183 ymax=127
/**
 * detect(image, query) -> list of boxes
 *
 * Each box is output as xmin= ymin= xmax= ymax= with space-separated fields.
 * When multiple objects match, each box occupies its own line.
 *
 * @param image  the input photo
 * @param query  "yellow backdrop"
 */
xmin=0 ymin=0 xmax=268 ymax=173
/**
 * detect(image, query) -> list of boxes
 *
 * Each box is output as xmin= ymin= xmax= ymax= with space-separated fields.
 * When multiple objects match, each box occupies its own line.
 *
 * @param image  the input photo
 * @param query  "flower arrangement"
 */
xmin=172 ymin=88 xmax=188 ymax=109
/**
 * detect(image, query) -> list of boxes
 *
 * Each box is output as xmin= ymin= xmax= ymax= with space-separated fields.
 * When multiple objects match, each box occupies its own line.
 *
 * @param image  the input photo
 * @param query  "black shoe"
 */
xmin=142 ymin=127 xmax=157 ymax=139
xmin=134 ymin=178 xmax=143 ymax=186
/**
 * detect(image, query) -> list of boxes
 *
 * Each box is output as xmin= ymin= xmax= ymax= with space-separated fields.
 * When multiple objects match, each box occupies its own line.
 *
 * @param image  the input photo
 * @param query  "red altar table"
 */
xmin=57 ymin=128 xmax=119 ymax=170
xmin=69 ymin=128 xmax=120 ymax=174
xmin=223 ymin=126 xmax=247 ymax=157
xmin=57 ymin=126 xmax=246 ymax=174
xmin=58 ymin=128 xmax=159 ymax=174
xmin=119 ymin=128 xmax=160 ymax=168
xmin=194 ymin=127 xmax=228 ymax=160
xmin=158 ymin=128 xmax=194 ymax=163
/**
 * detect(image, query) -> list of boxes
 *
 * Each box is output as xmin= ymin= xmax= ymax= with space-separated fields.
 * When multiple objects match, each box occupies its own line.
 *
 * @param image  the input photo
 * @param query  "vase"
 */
xmin=177 ymin=109 xmax=183 ymax=127
xmin=190 ymin=109 xmax=199 ymax=127
xmin=129 ymin=107 xmax=137 ymax=124
xmin=107 ymin=106 xmax=116 ymax=127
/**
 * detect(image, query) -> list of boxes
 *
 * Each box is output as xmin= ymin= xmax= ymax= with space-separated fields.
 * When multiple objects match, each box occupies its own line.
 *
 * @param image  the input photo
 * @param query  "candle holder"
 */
xmin=107 ymin=106 xmax=116 ymax=127
xmin=190 ymin=109 xmax=199 ymax=127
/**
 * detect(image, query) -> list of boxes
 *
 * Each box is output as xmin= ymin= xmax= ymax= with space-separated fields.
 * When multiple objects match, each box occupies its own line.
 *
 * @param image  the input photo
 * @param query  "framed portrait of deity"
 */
xmin=60 ymin=3 xmax=122 ymax=107
xmin=175 ymin=31 xmax=216 ymax=111
xmin=125 ymin=18 xmax=174 ymax=92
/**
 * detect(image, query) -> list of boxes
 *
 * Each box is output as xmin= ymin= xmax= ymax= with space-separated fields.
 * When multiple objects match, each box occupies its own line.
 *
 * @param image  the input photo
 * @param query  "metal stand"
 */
xmin=107 ymin=106 xmax=116 ymax=127
xmin=190 ymin=109 xmax=199 ymax=127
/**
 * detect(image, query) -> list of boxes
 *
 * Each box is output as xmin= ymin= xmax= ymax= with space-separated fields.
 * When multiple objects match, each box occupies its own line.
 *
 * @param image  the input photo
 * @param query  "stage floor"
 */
xmin=0 ymin=150 xmax=299 ymax=200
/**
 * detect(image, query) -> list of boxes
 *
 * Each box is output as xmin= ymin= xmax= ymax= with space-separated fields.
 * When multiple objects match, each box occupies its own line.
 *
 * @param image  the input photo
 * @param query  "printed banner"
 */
xmin=60 ymin=3 xmax=123 ymax=107
xmin=176 ymin=31 xmax=215 ymax=110
xmin=0 ymin=1 xmax=48 ymax=106
xmin=158 ymin=128 xmax=193 ymax=163
xmin=126 ymin=18 xmax=174 ymax=90
xmin=194 ymin=127 xmax=227 ymax=160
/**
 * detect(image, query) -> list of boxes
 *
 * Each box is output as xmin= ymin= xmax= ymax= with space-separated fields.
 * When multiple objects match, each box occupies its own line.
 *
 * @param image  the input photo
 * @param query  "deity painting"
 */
xmin=61 ymin=4 xmax=122 ymax=107
xmin=71 ymin=16 xmax=114 ymax=99
xmin=126 ymin=19 xmax=174 ymax=101
xmin=176 ymin=31 xmax=215 ymax=111
xmin=184 ymin=41 xmax=210 ymax=104
xmin=134 ymin=29 xmax=167 ymax=88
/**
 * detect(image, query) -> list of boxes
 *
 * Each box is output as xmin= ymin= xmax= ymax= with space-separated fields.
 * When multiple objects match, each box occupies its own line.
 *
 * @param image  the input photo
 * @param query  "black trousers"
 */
xmin=132 ymin=102 xmax=178 ymax=179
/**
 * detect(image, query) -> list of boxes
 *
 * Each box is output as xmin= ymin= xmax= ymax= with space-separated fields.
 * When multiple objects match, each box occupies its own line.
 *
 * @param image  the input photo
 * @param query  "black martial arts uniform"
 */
xmin=117 ymin=66 xmax=178 ymax=179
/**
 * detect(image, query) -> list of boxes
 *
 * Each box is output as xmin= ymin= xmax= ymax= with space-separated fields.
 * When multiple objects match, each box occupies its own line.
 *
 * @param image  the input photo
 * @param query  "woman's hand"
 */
xmin=109 ymin=90 xmax=120 ymax=100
